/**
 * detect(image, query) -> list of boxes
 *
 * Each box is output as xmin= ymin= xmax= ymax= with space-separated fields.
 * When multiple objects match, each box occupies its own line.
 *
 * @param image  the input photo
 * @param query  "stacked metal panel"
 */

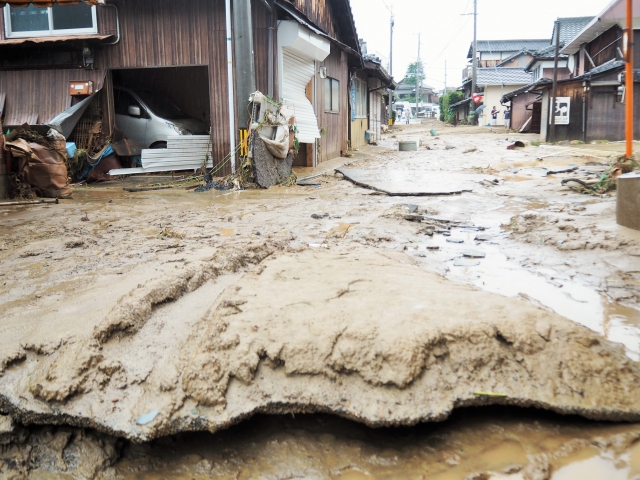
xmin=109 ymin=135 xmax=213 ymax=175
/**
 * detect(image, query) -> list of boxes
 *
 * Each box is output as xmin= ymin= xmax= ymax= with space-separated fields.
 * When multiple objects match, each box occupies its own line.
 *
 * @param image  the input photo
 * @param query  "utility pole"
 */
xmin=388 ymin=9 xmax=394 ymax=125
xmin=444 ymin=60 xmax=447 ymax=95
xmin=470 ymin=0 xmax=478 ymax=125
xmin=415 ymin=32 xmax=421 ymax=120
xmin=233 ymin=0 xmax=256 ymax=130
xmin=549 ymin=21 xmax=561 ymax=142
xmin=625 ymin=0 xmax=634 ymax=158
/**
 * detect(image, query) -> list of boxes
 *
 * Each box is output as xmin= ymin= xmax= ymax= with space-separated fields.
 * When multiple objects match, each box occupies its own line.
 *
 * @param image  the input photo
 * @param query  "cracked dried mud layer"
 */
xmin=2 ymin=244 xmax=640 ymax=444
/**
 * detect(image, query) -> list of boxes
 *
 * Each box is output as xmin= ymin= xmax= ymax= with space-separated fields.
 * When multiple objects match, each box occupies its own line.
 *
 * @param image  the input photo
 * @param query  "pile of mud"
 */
xmin=2 ymin=243 xmax=640 ymax=449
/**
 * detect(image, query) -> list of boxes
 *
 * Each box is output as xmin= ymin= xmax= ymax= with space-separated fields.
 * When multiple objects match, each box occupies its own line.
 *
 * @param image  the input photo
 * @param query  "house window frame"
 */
xmin=324 ymin=77 xmax=340 ymax=114
xmin=354 ymin=78 xmax=367 ymax=118
xmin=3 ymin=4 xmax=98 ymax=39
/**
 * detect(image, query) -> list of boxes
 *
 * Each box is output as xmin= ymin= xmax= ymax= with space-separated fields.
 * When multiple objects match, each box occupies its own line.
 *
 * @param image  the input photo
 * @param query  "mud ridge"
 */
xmin=2 ymin=247 xmax=639 ymax=446
xmin=92 ymin=239 xmax=287 ymax=343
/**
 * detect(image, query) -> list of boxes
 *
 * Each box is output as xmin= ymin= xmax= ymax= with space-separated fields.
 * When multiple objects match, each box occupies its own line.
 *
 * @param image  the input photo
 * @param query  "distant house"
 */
xmin=452 ymin=38 xmax=548 ymax=124
xmin=350 ymin=42 xmax=396 ymax=148
xmin=464 ymin=39 xmax=550 ymax=72
xmin=394 ymin=79 xmax=437 ymax=104
xmin=501 ymin=2 xmax=639 ymax=142
xmin=501 ymin=17 xmax=593 ymax=133
xmin=525 ymin=17 xmax=594 ymax=82
xmin=454 ymin=68 xmax=533 ymax=125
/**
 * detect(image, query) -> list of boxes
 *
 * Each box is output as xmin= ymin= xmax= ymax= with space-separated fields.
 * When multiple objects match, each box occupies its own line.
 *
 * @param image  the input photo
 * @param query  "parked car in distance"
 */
xmin=113 ymin=86 xmax=208 ymax=148
xmin=417 ymin=104 xmax=440 ymax=118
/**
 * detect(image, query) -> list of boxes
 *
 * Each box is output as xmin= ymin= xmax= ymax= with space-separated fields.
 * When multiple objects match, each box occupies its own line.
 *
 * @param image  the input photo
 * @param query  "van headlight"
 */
xmin=170 ymin=123 xmax=192 ymax=135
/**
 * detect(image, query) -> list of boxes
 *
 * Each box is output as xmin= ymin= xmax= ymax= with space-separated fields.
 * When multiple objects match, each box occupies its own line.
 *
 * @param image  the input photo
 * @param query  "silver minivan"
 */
xmin=113 ymin=86 xmax=208 ymax=148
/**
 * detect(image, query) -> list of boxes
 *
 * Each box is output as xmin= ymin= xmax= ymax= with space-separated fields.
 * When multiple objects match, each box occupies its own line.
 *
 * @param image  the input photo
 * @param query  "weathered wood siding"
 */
xmin=586 ymin=25 xmax=621 ymax=70
xmin=552 ymin=72 xmax=640 ymax=142
xmin=0 ymin=69 xmax=103 ymax=125
xmin=96 ymin=0 xmax=230 ymax=167
xmin=252 ymin=0 xmax=276 ymax=97
xmin=510 ymin=92 xmax=538 ymax=131
xmin=316 ymin=46 xmax=348 ymax=162
xmin=0 ymin=0 xmax=232 ymax=172
xmin=287 ymin=0 xmax=339 ymax=39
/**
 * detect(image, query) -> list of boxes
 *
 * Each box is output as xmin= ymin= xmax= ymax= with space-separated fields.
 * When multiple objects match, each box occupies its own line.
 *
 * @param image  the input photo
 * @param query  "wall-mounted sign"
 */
xmin=554 ymin=97 xmax=570 ymax=125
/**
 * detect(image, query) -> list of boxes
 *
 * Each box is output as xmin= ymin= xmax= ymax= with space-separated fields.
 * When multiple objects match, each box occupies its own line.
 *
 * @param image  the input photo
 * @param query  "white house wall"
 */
xmin=479 ymin=84 xmax=526 ymax=126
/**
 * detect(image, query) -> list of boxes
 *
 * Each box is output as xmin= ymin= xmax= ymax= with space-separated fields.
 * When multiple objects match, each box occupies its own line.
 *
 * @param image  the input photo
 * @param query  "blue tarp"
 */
xmin=66 ymin=142 xmax=77 ymax=159
xmin=77 ymin=145 xmax=115 ymax=182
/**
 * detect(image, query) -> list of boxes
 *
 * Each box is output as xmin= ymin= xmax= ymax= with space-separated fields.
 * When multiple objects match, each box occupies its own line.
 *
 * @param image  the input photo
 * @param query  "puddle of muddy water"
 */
xmin=422 ymin=229 xmax=640 ymax=360
xmin=406 ymin=194 xmax=640 ymax=361
xmin=93 ymin=408 xmax=640 ymax=480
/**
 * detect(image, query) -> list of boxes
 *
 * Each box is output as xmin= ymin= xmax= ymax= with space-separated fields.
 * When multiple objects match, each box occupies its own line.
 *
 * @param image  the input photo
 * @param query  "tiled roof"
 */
xmin=468 ymin=39 xmax=550 ymax=57
xmin=496 ymin=49 xmax=537 ymax=67
xmin=473 ymin=68 xmax=534 ymax=86
xmin=501 ymin=78 xmax=553 ymax=102
xmin=529 ymin=17 xmax=595 ymax=61
xmin=533 ymin=44 xmax=567 ymax=58
xmin=575 ymin=60 xmax=624 ymax=79
xmin=450 ymin=97 xmax=472 ymax=108
xmin=554 ymin=17 xmax=595 ymax=44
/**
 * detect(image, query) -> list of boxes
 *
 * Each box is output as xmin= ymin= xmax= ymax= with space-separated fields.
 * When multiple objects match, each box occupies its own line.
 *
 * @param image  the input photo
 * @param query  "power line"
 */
xmin=425 ymin=16 xmax=471 ymax=66
xmin=379 ymin=0 xmax=393 ymax=15
xmin=423 ymin=0 xmax=473 ymax=66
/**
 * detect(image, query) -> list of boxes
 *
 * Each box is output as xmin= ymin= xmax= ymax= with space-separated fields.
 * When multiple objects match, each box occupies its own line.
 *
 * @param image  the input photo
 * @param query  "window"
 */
xmin=325 ymin=77 xmax=339 ymax=113
xmin=354 ymin=78 xmax=367 ymax=118
xmin=4 ymin=4 xmax=97 ymax=38
xmin=114 ymin=89 xmax=147 ymax=118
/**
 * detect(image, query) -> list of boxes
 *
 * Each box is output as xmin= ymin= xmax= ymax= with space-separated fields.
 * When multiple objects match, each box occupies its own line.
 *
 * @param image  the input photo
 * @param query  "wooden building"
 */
xmin=502 ymin=3 xmax=640 ymax=142
xmin=0 ymin=0 xmax=361 ymax=174
xmin=350 ymin=52 xmax=396 ymax=149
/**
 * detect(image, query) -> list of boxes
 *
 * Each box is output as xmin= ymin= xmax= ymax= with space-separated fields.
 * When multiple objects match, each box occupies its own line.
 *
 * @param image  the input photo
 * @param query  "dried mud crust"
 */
xmin=1 ymin=246 xmax=640 ymax=443
xmin=504 ymin=211 xmax=640 ymax=252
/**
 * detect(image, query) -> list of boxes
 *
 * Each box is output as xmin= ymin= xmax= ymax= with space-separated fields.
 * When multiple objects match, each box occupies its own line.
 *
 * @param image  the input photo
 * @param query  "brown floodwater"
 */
xmin=108 ymin=408 xmax=640 ymax=480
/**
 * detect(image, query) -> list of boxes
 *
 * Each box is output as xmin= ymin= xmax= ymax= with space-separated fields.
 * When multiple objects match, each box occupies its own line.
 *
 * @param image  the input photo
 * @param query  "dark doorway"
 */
xmin=531 ymin=102 xmax=542 ymax=134
xmin=111 ymin=66 xmax=211 ymax=126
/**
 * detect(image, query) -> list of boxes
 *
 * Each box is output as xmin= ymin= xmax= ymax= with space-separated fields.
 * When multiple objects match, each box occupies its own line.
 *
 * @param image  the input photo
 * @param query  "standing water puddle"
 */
xmin=109 ymin=409 xmax=640 ymax=479
xmin=413 ymin=203 xmax=640 ymax=360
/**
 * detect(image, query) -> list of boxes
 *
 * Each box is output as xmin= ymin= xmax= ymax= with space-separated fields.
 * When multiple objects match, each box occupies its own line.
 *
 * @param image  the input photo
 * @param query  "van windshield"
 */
xmin=134 ymin=91 xmax=187 ymax=120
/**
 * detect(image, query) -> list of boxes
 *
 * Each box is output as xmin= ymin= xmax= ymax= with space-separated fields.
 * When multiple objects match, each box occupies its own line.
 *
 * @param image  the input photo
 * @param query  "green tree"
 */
xmin=403 ymin=60 xmax=425 ymax=87
xmin=439 ymin=91 xmax=464 ymax=123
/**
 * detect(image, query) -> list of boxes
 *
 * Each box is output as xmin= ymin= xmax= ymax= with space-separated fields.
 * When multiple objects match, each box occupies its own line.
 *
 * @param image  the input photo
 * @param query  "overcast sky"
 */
xmin=350 ymin=0 xmax=608 ymax=91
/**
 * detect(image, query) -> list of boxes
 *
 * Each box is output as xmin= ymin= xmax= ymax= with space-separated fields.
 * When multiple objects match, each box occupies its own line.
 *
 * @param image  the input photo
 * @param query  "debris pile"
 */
xmin=562 ymin=157 xmax=637 ymax=195
xmin=4 ymin=127 xmax=72 ymax=199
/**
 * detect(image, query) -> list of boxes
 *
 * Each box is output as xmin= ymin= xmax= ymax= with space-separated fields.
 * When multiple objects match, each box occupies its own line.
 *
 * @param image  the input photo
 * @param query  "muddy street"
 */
xmin=2 ymin=119 xmax=640 ymax=479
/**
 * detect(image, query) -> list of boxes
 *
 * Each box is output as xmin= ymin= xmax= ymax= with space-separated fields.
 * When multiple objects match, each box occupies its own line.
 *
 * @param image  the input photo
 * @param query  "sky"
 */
xmin=350 ymin=0 xmax=609 ymax=91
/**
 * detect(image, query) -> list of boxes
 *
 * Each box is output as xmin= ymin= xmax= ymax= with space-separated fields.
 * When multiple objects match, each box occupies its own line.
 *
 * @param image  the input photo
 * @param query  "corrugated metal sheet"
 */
xmin=141 ymin=135 xmax=212 ymax=170
xmin=112 ymin=135 xmax=212 ymax=175
xmin=282 ymin=48 xmax=319 ymax=143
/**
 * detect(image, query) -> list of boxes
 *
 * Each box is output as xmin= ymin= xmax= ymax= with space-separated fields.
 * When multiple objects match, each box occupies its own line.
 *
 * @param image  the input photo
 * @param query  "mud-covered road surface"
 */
xmin=2 ymin=119 xmax=640 ymax=478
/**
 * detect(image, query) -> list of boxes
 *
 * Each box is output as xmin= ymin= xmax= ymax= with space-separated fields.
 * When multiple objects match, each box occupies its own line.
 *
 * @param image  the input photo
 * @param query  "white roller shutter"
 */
xmin=282 ymin=48 xmax=320 ymax=144
xmin=370 ymin=91 xmax=381 ymax=143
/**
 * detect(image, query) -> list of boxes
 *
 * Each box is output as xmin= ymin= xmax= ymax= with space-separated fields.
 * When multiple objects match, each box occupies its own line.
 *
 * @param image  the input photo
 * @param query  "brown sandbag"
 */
xmin=8 ymin=139 xmax=72 ymax=198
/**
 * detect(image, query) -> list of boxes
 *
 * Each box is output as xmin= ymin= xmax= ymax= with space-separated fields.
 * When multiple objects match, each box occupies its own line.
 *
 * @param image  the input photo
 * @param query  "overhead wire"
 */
xmin=424 ymin=0 xmax=472 ymax=67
